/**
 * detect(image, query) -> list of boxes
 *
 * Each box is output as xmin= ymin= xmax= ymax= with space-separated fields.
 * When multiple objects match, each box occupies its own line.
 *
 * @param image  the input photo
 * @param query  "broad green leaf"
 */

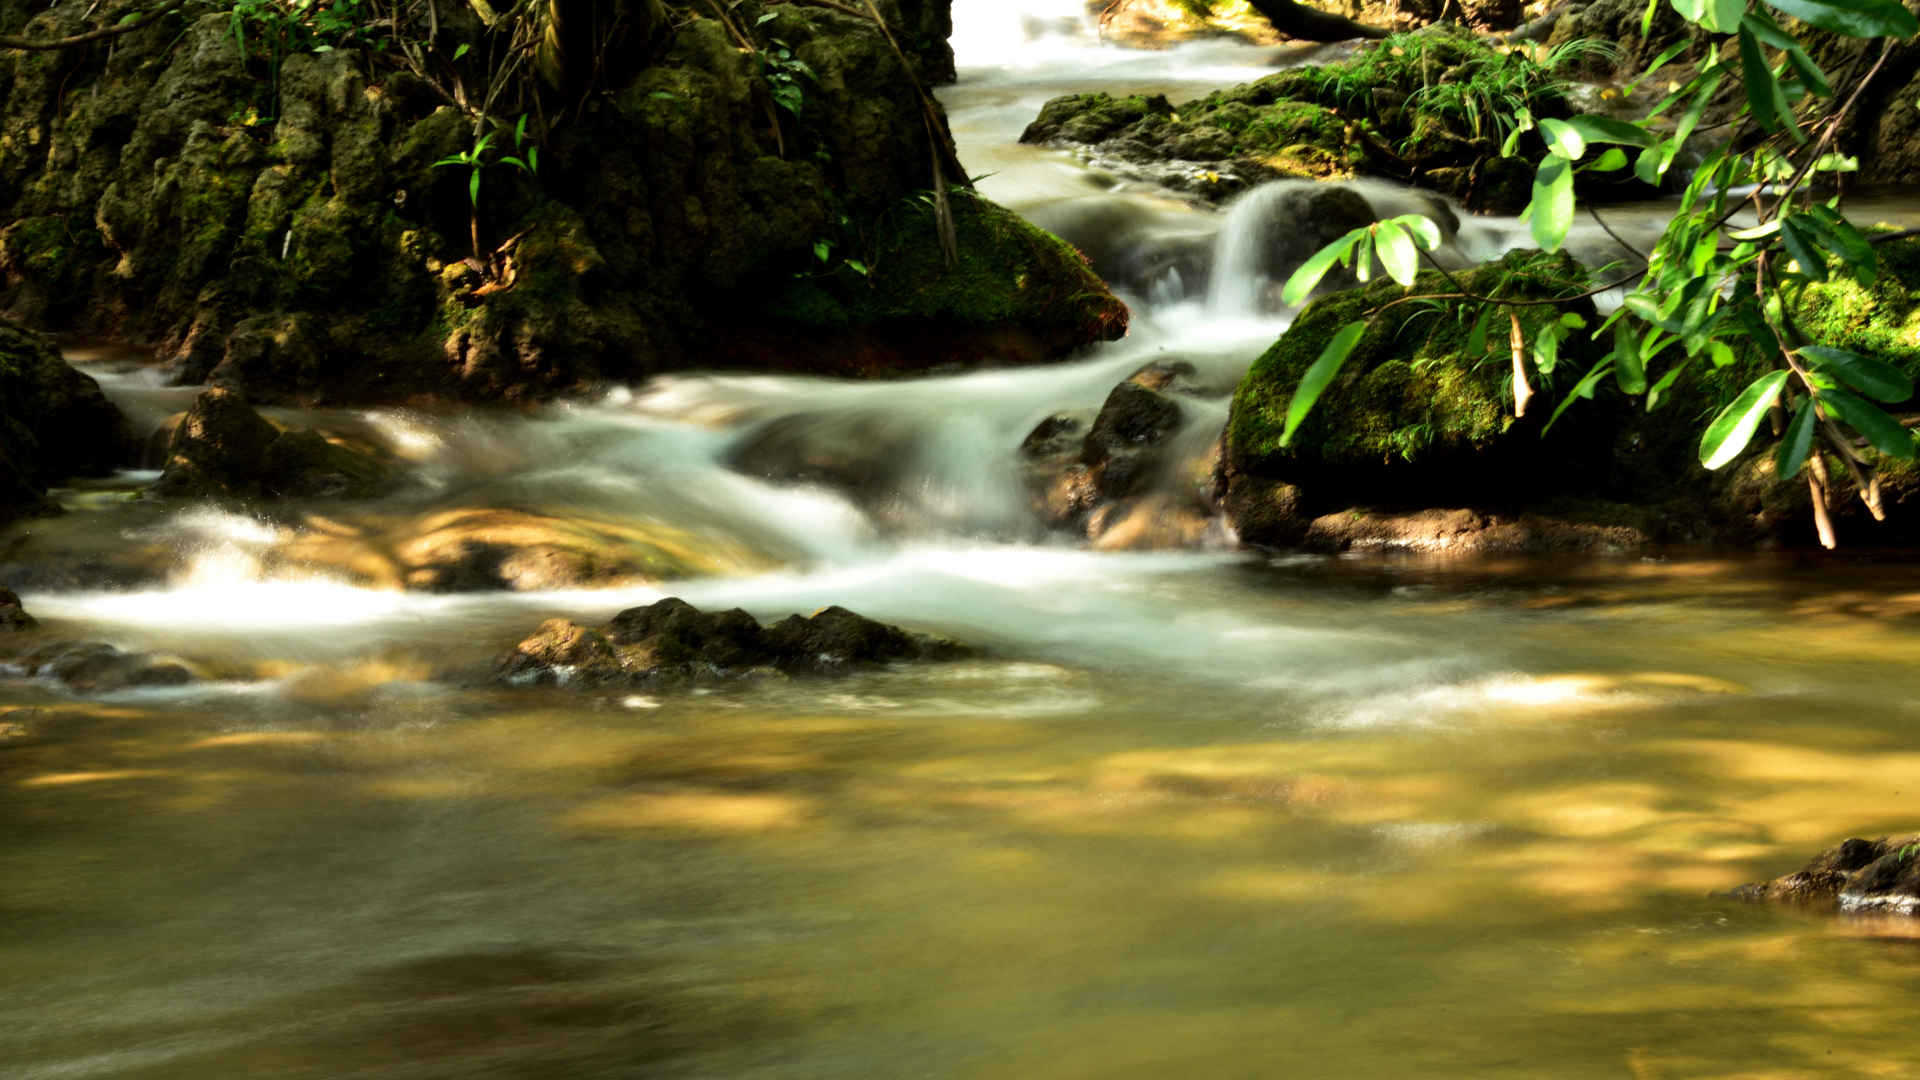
xmin=1728 ymin=219 xmax=1781 ymax=240
xmin=1739 ymin=28 xmax=1787 ymax=134
xmin=1761 ymin=0 xmax=1918 ymax=38
xmin=1808 ymin=205 xmax=1875 ymax=283
xmin=1534 ymin=320 xmax=1569 ymax=377
xmin=1800 ymin=345 xmax=1914 ymax=401
xmin=1280 ymin=321 xmax=1367 ymax=448
xmin=1708 ymin=341 xmax=1737 ymax=369
xmin=1567 ymin=114 xmax=1659 ymax=147
xmin=453 ymin=42 xmax=471 ymax=60
xmin=1539 ymin=118 xmax=1587 ymax=159
xmin=1353 ymin=235 xmax=1375 ymax=284
xmin=1643 ymin=0 xmax=1662 ymax=35
xmin=1613 ymin=324 xmax=1648 ymax=393
xmin=1741 ymin=9 xmax=1801 ymax=47
xmin=1780 ymin=216 xmax=1830 ymax=281
xmin=468 ymin=170 xmax=481 ymax=208
xmin=1280 ymin=230 xmax=1365 ymax=306
xmin=1673 ymin=0 xmax=1744 ymax=32
xmin=1818 ymin=386 xmax=1919 ymax=457
xmin=1648 ymin=364 xmax=1686 ymax=410
xmin=1699 ymin=369 xmax=1789 ymax=468
xmin=1590 ymin=147 xmax=1630 ymax=171
xmin=1812 ymin=152 xmax=1859 ymax=172
xmin=1529 ymin=154 xmax=1575 ymax=252
xmin=1784 ymin=46 xmax=1834 ymax=98
xmin=1388 ymin=213 xmax=1443 ymax=250
xmin=1373 ymin=220 xmax=1419 ymax=286
xmin=1774 ymin=396 xmax=1817 ymax=478
xmin=813 ymin=239 xmax=831 ymax=262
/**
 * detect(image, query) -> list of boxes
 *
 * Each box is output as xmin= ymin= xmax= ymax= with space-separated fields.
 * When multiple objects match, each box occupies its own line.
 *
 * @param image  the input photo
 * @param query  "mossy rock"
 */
xmin=1789 ymin=235 xmax=1920 ymax=385
xmin=771 ymin=193 xmax=1127 ymax=349
xmin=1225 ymin=250 xmax=1608 ymax=507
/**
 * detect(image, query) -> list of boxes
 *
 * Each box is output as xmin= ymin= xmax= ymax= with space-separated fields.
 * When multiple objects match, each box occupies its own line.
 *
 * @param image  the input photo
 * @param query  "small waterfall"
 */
xmin=1206 ymin=181 xmax=1317 ymax=317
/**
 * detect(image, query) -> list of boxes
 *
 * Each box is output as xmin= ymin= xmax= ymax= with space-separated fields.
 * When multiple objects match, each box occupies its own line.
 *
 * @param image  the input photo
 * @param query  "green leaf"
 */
xmin=1727 ymin=219 xmax=1781 ymax=241
xmin=1373 ymin=220 xmax=1419 ymax=286
xmin=813 ymin=239 xmax=831 ymax=262
xmin=453 ymin=42 xmax=471 ymax=60
xmin=1761 ymin=0 xmax=1918 ymax=38
xmin=1589 ymin=147 xmax=1630 ymax=172
xmin=1566 ymin=114 xmax=1658 ymax=147
xmin=1784 ymin=45 xmax=1833 ymax=98
xmin=1818 ymin=386 xmax=1919 ymax=457
xmin=1465 ymin=304 xmax=1494 ymax=357
xmin=1700 ymin=370 xmax=1789 ymax=469
xmin=1780 ymin=216 xmax=1830 ymax=281
xmin=1281 ymin=230 xmax=1365 ymax=306
xmin=1648 ymin=365 xmax=1686 ymax=410
xmin=468 ymin=169 xmax=480 ymax=208
xmin=1352 ymin=235 xmax=1375 ymax=284
xmin=1388 ymin=213 xmax=1442 ymax=250
xmin=1539 ymin=117 xmax=1587 ymax=159
xmin=1739 ymin=28 xmax=1787 ymax=134
xmin=1613 ymin=325 xmax=1648 ymax=393
xmin=1775 ymin=397 xmax=1818 ymax=479
xmin=1741 ymin=8 xmax=1801 ymax=47
xmin=1800 ymin=345 xmax=1914 ymax=402
xmin=1280 ymin=321 xmax=1367 ymax=448
xmin=1672 ymin=0 xmax=1744 ymax=31
xmin=1529 ymin=154 xmax=1575 ymax=253
xmin=1643 ymin=0 xmax=1662 ymax=35
xmin=845 ymin=258 xmax=870 ymax=276
xmin=1534 ymin=321 xmax=1568 ymax=377
xmin=756 ymin=11 xmax=778 ymax=23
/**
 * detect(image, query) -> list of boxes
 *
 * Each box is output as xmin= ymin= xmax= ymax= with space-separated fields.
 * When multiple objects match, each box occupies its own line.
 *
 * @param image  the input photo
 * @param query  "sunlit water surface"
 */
xmin=8 ymin=4 xmax=1920 ymax=1078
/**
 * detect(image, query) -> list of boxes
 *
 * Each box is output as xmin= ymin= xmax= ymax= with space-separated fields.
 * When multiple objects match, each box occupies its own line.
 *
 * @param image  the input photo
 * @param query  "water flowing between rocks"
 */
xmin=7 ymin=4 xmax=1920 ymax=1077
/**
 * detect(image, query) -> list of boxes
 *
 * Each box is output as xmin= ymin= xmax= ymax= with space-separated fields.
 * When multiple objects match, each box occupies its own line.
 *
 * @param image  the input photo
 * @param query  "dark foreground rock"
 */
xmin=1734 ymin=835 xmax=1920 ymax=914
xmin=0 ymin=638 xmax=195 ymax=693
xmin=494 ymin=597 xmax=972 ymax=689
xmin=149 ymin=388 xmax=397 ymax=500
xmin=0 ymin=586 xmax=33 ymax=631
xmin=0 ymin=317 xmax=133 ymax=524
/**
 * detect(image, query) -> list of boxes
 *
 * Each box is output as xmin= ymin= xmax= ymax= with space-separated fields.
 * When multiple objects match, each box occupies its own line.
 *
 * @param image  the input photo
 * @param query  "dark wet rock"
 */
xmin=1734 ymin=835 xmax=1920 ymax=914
xmin=494 ymin=598 xmax=971 ymax=689
xmin=0 ymin=317 xmax=134 ymax=524
xmin=149 ymin=387 xmax=396 ymax=500
xmin=1022 ymin=362 xmax=1227 ymax=549
xmin=0 ymin=586 xmax=33 ymax=632
xmin=4 ymin=639 xmax=195 ymax=693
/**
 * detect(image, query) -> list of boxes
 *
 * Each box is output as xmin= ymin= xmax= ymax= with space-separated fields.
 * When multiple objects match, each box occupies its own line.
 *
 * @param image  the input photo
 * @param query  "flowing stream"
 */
xmin=7 ymin=5 xmax=1920 ymax=1078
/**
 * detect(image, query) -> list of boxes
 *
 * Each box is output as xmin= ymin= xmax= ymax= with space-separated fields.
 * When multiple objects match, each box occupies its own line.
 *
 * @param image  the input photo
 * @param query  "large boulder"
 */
xmin=0 ymin=317 xmax=132 ymax=524
xmin=494 ymin=597 xmax=970 ymax=688
xmin=0 ymin=586 xmax=33 ymax=632
xmin=0 ymin=1 xmax=1114 ymax=404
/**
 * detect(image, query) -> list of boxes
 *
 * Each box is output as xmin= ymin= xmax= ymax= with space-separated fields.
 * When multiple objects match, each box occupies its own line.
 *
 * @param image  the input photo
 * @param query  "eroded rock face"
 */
xmin=1734 ymin=835 xmax=1920 ymax=914
xmin=0 ymin=317 xmax=133 ymax=524
xmin=494 ymin=597 xmax=971 ymax=688
xmin=149 ymin=388 xmax=396 ymax=500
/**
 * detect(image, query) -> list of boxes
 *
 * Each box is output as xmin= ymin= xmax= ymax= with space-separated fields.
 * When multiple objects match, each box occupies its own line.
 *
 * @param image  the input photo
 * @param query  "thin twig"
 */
xmin=0 ymin=3 xmax=181 ymax=50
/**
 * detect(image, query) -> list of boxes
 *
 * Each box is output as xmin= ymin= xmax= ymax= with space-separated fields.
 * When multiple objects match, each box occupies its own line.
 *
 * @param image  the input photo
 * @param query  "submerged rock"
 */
xmin=2 ymin=639 xmax=195 ymax=693
xmin=149 ymin=388 xmax=397 ymax=500
xmin=1734 ymin=835 xmax=1920 ymax=914
xmin=494 ymin=597 xmax=971 ymax=689
xmin=0 ymin=586 xmax=34 ymax=632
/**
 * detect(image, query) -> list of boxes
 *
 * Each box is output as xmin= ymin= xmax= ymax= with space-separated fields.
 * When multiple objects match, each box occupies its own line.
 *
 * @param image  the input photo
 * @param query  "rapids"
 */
xmin=7 ymin=4 xmax=1920 ymax=1078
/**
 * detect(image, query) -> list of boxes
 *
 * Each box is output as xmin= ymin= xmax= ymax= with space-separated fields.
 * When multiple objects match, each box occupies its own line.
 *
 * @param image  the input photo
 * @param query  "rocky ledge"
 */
xmin=1733 ymin=835 xmax=1920 ymax=915
xmin=494 ymin=597 xmax=971 ymax=689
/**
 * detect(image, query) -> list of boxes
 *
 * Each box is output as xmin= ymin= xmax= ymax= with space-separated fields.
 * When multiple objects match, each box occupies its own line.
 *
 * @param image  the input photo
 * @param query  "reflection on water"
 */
xmin=8 ymin=557 xmax=1920 ymax=1078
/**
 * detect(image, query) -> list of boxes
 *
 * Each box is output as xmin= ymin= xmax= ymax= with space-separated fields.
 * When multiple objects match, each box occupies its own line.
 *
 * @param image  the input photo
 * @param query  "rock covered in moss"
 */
xmin=0 ymin=1 xmax=1108 ymax=404
xmin=1733 ymin=834 xmax=1920 ymax=914
xmin=0 ymin=317 xmax=132 ymax=524
xmin=494 ymin=597 xmax=972 ymax=688
xmin=750 ymin=193 xmax=1129 ymax=375
xmin=1019 ymin=26 xmax=1574 ymax=210
xmin=149 ymin=387 xmax=396 ymax=500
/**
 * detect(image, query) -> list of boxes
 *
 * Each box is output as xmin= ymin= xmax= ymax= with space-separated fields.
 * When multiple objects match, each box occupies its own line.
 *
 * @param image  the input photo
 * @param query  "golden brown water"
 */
xmin=8 ymin=554 xmax=1920 ymax=1079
